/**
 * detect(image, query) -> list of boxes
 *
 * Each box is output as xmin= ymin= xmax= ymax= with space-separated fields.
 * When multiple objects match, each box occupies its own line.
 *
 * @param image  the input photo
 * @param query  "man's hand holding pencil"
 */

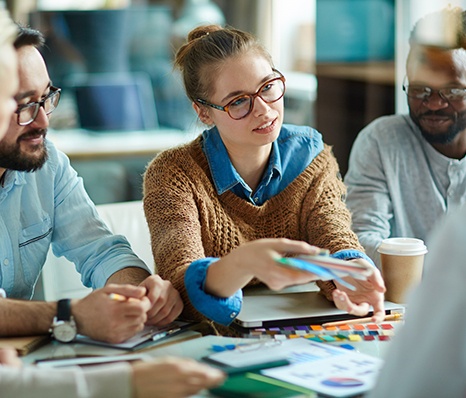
xmin=72 ymin=284 xmax=151 ymax=344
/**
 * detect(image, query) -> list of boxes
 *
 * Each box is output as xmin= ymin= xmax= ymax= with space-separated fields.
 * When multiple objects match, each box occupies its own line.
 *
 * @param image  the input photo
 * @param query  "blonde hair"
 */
xmin=0 ymin=9 xmax=17 ymax=48
xmin=174 ymin=25 xmax=273 ymax=103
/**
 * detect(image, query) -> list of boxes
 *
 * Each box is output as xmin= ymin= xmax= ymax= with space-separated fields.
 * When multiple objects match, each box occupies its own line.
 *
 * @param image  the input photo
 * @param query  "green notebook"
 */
xmin=210 ymin=372 xmax=317 ymax=398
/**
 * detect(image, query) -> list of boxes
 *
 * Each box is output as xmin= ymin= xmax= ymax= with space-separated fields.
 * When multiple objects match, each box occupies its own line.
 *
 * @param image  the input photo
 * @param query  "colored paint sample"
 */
xmin=378 ymin=335 xmax=390 ymax=341
xmin=366 ymin=324 xmax=379 ymax=330
xmin=381 ymin=323 xmax=394 ymax=330
xmin=348 ymin=334 xmax=362 ymax=342
xmin=364 ymin=335 xmax=375 ymax=341
xmin=295 ymin=325 xmax=308 ymax=331
xmin=379 ymin=330 xmax=395 ymax=337
xmin=353 ymin=324 xmax=365 ymax=331
xmin=310 ymin=325 xmax=323 ymax=331
xmin=339 ymin=325 xmax=352 ymax=331
xmin=335 ymin=334 xmax=349 ymax=340
xmin=319 ymin=335 xmax=336 ymax=342
xmin=283 ymin=326 xmax=295 ymax=331
xmin=325 ymin=326 xmax=338 ymax=331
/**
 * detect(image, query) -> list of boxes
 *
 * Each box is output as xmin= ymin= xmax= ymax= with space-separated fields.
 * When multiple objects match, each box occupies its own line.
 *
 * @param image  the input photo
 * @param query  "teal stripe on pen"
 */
xmin=224 ymin=359 xmax=290 ymax=375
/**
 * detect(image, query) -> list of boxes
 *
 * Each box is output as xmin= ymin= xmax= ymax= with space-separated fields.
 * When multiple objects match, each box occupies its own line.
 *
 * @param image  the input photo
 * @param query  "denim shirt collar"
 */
xmin=202 ymin=126 xmax=282 ymax=196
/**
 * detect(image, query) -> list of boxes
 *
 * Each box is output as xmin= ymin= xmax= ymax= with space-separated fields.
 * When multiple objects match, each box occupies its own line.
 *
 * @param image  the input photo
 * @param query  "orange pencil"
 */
xmin=322 ymin=313 xmax=403 ymax=327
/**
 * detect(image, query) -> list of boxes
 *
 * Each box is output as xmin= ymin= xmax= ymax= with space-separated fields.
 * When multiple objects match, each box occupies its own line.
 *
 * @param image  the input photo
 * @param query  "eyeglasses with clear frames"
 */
xmin=15 ymin=86 xmax=61 ymax=126
xmin=196 ymin=69 xmax=286 ymax=120
xmin=402 ymin=77 xmax=466 ymax=103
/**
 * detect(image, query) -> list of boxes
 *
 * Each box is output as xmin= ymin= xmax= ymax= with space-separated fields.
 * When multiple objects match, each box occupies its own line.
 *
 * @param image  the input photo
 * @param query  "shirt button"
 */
xmin=230 ymin=312 xmax=237 ymax=318
xmin=3 ymin=259 xmax=9 ymax=266
xmin=254 ymin=197 xmax=259 ymax=202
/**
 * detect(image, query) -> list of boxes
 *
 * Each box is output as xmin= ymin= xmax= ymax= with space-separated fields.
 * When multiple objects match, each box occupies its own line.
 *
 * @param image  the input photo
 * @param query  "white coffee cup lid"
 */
xmin=377 ymin=237 xmax=428 ymax=256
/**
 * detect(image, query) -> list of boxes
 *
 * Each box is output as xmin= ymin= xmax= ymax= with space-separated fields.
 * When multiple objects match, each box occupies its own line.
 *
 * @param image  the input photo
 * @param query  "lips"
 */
xmin=420 ymin=115 xmax=452 ymax=128
xmin=253 ymin=118 xmax=277 ymax=134
xmin=19 ymin=130 xmax=46 ymax=146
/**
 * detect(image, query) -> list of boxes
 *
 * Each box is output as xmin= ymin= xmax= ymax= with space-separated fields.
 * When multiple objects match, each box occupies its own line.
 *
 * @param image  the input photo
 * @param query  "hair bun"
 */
xmin=188 ymin=24 xmax=222 ymax=42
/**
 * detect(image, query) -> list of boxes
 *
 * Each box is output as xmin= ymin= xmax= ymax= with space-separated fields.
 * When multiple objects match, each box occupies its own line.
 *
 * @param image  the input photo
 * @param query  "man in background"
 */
xmin=345 ymin=8 xmax=466 ymax=267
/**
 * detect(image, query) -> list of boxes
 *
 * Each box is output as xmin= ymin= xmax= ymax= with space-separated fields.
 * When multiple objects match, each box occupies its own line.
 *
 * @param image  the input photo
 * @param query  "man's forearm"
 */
xmin=0 ymin=299 xmax=56 ymax=336
xmin=106 ymin=267 xmax=151 ymax=286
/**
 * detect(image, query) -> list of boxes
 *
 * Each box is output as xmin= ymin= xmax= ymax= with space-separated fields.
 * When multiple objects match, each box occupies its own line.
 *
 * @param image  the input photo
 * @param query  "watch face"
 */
xmin=53 ymin=322 xmax=76 ymax=343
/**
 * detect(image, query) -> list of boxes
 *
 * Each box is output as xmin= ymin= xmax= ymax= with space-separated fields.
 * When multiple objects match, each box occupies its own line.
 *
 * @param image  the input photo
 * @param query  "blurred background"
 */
xmin=1 ymin=0 xmax=463 ymax=204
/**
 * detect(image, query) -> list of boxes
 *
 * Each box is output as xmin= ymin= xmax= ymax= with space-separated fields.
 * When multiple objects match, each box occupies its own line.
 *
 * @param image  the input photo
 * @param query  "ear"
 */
xmin=192 ymin=102 xmax=214 ymax=125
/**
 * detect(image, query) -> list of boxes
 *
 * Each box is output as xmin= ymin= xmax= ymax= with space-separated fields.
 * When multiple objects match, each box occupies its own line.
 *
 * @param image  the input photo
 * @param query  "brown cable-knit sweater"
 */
xmin=143 ymin=136 xmax=364 ymax=332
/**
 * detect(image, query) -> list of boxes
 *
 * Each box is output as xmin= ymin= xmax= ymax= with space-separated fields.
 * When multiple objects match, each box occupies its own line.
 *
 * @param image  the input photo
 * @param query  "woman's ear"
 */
xmin=192 ymin=102 xmax=213 ymax=125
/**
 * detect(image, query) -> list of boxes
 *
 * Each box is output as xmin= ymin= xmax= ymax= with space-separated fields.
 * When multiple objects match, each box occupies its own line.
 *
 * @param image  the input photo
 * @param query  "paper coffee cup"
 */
xmin=377 ymin=238 xmax=427 ymax=304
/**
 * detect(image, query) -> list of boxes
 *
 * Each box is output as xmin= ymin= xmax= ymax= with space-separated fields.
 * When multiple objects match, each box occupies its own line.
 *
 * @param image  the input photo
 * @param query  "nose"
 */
xmin=423 ymin=91 xmax=449 ymax=111
xmin=30 ymin=106 xmax=50 ymax=128
xmin=252 ymin=96 xmax=271 ymax=117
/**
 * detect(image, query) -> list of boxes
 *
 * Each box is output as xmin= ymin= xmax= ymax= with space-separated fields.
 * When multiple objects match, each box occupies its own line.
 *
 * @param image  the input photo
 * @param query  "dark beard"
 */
xmin=410 ymin=109 xmax=466 ymax=144
xmin=0 ymin=129 xmax=49 ymax=172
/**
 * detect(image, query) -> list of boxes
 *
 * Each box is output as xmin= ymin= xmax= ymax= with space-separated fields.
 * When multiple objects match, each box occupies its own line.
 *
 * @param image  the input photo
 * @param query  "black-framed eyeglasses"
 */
xmin=402 ymin=77 xmax=466 ymax=103
xmin=196 ymin=69 xmax=286 ymax=120
xmin=15 ymin=86 xmax=61 ymax=126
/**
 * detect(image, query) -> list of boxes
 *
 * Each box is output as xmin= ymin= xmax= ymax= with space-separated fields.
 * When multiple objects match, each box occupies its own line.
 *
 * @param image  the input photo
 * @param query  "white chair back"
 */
xmin=39 ymin=201 xmax=152 ymax=301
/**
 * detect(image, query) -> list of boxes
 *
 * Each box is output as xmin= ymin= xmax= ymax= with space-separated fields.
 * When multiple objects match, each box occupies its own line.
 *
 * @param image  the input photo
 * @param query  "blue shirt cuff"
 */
xmin=185 ymin=258 xmax=243 ymax=326
xmin=331 ymin=249 xmax=376 ymax=267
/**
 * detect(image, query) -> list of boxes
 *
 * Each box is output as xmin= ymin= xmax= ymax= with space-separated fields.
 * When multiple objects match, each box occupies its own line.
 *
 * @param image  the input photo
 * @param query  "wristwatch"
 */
xmin=50 ymin=299 xmax=77 ymax=343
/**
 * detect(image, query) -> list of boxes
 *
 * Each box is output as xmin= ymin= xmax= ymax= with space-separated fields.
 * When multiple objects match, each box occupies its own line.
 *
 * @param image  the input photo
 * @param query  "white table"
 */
xmin=48 ymin=128 xmax=195 ymax=160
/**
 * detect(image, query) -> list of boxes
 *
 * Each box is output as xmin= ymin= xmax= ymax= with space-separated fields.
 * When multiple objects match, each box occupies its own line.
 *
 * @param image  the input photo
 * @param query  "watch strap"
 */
xmin=56 ymin=299 xmax=72 ymax=322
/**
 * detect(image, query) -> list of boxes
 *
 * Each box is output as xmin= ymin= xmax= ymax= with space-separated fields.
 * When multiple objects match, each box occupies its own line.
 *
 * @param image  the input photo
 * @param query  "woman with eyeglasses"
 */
xmin=143 ymin=25 xmax=385 ymax=333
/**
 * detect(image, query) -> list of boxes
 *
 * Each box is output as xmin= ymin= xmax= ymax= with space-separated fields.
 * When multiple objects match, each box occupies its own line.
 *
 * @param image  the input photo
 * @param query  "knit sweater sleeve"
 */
xmin=143 ymin=143 xmax=215 ymax=321
xmin=300 ymin=146 xmax=366 ymax=299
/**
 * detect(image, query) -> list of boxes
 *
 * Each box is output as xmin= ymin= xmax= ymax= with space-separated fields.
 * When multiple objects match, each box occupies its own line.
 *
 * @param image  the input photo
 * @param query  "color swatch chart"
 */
xmin=244 ymin=323 xmax=398 ymax=343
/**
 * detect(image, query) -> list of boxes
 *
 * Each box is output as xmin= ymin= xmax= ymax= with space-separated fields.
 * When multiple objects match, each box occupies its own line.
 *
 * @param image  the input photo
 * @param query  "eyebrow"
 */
xmin=220 ymin=72 xmax=277 ymax=103
xmin=14 ymin=82 xmax=52 ymax=102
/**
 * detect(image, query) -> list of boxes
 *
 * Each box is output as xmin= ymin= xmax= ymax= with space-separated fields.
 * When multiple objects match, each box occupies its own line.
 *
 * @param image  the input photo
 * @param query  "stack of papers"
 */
xmin=206 ymin=338 xmax=383 ymax=397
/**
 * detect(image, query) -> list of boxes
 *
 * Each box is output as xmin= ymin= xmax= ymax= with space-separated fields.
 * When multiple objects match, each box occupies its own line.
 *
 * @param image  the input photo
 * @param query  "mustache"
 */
xmin=418 ymin=110 xmax=453 ymax=118
xmin=18 ymin=129 xmax=47 ymax=141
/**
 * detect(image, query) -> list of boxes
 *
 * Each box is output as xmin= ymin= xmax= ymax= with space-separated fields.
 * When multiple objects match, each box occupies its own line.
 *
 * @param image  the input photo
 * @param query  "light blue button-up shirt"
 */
xmin=0 ymin=139 xmax=150 ymax=299
xmin=185 ymin=124 xmax=373 ymax=325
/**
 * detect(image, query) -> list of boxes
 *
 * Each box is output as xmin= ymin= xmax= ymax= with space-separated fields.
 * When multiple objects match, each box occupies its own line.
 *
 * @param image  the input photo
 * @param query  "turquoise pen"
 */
xmin=223 ymin=359 xmax=290 ymax=376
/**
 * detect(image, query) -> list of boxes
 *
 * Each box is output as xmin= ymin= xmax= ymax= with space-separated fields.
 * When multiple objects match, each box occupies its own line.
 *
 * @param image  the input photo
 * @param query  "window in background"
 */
xmin=313 ymin=0 xmax=396 ymax=174
xmin=269 ymin=0 xmax=316 ymax=129
xmin=30 ymin=4 xmax=198 ymax=131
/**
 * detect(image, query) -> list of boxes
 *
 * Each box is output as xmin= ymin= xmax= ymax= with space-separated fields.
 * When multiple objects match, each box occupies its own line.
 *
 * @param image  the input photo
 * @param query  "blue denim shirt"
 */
xmin=203 ymin=124 xmax=324 ymax=205
xmin=185 ymin=124 xmax=373 ymax=325
xmin=0 ymin=139 xmax=150 ymax=299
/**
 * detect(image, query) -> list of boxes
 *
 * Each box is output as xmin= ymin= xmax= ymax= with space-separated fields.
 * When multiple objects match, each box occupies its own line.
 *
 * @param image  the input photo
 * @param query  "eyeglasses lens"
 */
xmin=228 ymin=78 xmax=285 ymax=120
xmin=18 ymin=90 xmax=60 ymax=126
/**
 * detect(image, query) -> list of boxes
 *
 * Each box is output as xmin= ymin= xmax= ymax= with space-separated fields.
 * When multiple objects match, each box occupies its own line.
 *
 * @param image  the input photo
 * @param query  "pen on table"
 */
xmin=322 ymin=313 xmax=403 ymax=327
xmin=223 ymin=359 xmax=290 ymax=376
xmin=151 ymin=327 xmax=181 ymax=341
